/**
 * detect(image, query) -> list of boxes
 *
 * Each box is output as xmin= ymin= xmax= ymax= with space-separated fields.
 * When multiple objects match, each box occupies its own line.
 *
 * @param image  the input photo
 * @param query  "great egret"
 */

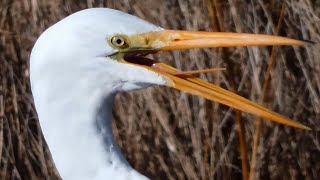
xmin=30 ymin=8 xmax=309 ymax=179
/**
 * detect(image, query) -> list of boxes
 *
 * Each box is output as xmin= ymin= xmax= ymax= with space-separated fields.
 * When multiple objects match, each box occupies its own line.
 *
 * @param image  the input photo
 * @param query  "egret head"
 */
xmin=28 ymin=7 xmax=311 ymax=180
xmin=30 ymin=8 xmax=309 ymax=130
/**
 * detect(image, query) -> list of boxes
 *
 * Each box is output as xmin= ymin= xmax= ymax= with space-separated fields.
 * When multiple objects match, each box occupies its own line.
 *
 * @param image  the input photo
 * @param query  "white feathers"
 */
xmin=30 ymin=8 xmax=165 ymax=180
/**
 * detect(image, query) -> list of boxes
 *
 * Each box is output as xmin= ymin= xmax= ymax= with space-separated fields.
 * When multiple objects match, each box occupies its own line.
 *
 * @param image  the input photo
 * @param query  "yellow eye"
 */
xmin=110 ymin=35 xmax=129 ymax=49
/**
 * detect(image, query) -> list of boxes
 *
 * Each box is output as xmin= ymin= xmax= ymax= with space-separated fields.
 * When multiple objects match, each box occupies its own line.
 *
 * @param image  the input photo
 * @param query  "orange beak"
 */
xmin=122 ymin=30 xmax=310 ymax=130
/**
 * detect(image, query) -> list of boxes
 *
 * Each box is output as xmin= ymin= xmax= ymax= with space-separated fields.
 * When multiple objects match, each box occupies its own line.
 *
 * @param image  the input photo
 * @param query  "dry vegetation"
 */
xmin=0 ymin=0 xmax=320 ymax=179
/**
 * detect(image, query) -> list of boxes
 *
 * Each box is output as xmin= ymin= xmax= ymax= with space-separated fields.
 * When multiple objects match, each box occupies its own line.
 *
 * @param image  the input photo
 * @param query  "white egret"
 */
xmin=30 ymin=8 xmax=309 ymax=180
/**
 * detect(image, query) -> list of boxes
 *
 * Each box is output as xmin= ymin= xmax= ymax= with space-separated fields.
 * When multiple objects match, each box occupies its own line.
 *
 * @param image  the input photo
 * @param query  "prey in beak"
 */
xmin=108 ymin=30 xmax=310 ymax=130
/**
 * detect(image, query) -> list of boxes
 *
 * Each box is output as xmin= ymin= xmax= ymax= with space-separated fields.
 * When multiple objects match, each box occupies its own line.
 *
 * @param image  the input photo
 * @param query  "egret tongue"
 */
xmin=172 ymin=67 xmax=226 ymax=76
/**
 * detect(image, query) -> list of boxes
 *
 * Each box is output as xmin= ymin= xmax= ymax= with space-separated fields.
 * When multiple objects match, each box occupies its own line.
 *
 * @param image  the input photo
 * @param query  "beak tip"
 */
xmin=294 ymin=123 xmax=312 ymax=130
xmin=303 ymin=125 xmax=312 ymax=131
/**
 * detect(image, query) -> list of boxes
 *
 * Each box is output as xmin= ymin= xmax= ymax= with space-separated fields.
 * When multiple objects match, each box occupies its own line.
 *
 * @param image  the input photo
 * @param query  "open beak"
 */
xmin=121 ymin=30 xmax=310 ymax=130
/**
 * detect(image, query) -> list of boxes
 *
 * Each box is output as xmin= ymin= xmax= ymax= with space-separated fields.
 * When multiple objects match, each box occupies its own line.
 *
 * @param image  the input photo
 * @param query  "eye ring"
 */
xmin=109 ymin=35 xmax=129 ymax=49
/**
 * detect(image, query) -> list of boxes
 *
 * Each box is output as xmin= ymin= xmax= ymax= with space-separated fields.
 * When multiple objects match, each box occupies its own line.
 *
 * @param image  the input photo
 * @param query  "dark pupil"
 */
xmin=116 ymin=39 xmax=123 ymax=45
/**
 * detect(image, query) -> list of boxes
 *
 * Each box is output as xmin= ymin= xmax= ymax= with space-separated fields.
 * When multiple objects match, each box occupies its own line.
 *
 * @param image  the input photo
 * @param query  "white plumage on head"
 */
xmin=30 ymin=8 xmax=164 ymax=180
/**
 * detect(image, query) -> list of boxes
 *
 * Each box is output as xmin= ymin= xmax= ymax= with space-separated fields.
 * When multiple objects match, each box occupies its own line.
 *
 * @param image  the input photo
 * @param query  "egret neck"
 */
xmin=31 ymin=57 xmax=157 ymax=179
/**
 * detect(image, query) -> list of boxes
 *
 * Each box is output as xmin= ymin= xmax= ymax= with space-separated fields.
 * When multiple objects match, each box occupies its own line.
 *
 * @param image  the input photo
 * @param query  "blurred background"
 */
xmin=0 ymin=0 xmax=319 ymax=179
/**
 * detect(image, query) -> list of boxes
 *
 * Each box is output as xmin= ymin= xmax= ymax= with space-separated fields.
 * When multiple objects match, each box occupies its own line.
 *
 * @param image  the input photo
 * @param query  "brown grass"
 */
xmin=1 ymin=0 xmax=320 ymax=179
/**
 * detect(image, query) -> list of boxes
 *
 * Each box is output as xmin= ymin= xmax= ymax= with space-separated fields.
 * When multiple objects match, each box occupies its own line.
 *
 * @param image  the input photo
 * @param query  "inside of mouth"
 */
xmin=124 ymin=52 xmax=226 ymax=77
xmin=123 ymin=52 xmax=158 ymax=67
